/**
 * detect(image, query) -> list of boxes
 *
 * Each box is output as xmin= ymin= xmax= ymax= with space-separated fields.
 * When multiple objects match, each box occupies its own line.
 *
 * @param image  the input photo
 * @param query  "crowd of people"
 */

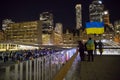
xmin=78 ymin=37 xmax=103 ymax=62
xmin=0 ymin=48 xmax=61 ymax=63
xmin=0 ymin=40 xmax=104 ymax=63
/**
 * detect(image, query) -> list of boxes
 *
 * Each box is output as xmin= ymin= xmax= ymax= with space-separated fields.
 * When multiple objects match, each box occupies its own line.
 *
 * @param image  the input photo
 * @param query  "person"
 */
xmin=78 ymin=40 xmax=85 ymax=61
xmin=86 ymin=37 xmax=95 ymax=62
xmin=98 ymin=40 xmax=103 ymax=56
xmin=94 ymin=40 xmax=97 ymax=55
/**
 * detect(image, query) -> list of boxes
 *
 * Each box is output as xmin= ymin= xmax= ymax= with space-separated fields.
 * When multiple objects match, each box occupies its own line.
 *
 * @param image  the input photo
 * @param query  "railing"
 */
xmin=1 ymin=47 xmax=120 ymax=80
xmin=53 ymin=48 xmax=78 ymax=80
xmin=0 ymin=48 xmax=77 ymax=80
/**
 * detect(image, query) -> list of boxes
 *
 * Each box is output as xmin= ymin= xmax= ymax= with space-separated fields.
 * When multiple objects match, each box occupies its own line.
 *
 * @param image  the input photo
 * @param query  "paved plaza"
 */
xmin=71 ymin=55 xmax=120 ymax=80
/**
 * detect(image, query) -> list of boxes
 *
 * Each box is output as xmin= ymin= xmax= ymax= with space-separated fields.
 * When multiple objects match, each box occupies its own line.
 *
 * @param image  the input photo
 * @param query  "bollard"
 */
xmin=20 ymin=62 xmax=23 ymax=80
xmin=29 ymin=60 xmax=32 ymax=80
xmin=26 ymin=61 xmax=28 ymax=80
xmin=5 ymin=66 xmax=10 ymax=80
xmin=34 ymin=59 xmax=36 ymax=80
xmin=15 ymin=64 xmax=18 ymax=80
xmin=38 ymin=58 xmax=41 ymax=80
xmin=37 ymin=58 xmax=39 ymax=80
xmin=44 ymin=56 xmax=47 ymax=80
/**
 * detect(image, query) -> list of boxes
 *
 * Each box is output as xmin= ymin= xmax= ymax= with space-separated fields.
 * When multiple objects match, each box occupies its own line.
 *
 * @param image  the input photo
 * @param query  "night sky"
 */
xmin=0 ymin=0 xmax=120 ymax=31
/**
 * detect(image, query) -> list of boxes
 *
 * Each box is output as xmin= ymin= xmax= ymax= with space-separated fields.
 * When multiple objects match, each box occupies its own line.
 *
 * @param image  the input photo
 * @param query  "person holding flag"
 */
xmin=86 ymin=37 xmax=95 ymax=62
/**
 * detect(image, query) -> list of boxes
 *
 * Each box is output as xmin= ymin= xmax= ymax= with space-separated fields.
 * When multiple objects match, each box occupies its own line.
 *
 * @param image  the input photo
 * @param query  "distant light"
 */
xmin=98 ymin=1 xmax=102 ymax=4
xmin=104 ymin=11 xmax=108 ymax=15
xmin=102 ymin=34 xmax=106 ymax=36
xmin=117 ymin=31 xmax=120 ymax=33
xmin=101 ymin=39 xmax=106 ymax=42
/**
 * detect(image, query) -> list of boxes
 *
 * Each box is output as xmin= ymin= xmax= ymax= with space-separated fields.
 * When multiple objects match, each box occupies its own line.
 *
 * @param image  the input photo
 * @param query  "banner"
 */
xmin=86 ymin=22 xmax=104 ymax=34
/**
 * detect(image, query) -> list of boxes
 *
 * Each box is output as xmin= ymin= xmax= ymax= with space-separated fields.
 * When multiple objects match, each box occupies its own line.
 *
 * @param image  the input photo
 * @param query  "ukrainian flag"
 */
xmin=86 ymin=22 xmax=104 ymax=34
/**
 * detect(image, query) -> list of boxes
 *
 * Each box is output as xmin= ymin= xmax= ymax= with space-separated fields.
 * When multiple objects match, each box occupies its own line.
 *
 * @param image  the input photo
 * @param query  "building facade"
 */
xmin=75 ymin=4 xmax=82 ymax=30
xmin=89 ymin=0 xmax=104 ymax=22
xmin=5 ymin=21 xmax=42 ymax=44
xmin=114 ymin=20 xmax=120 ymax=34
xmin=0 ymin=30 xmax=6 ymax=41
xmin=63 ymin=30 xmax=74 ymax=44
xmin=55 ymin=23 xmax=63 ymax=34
xmin=113 ymin=20 xmax=120 ymax=42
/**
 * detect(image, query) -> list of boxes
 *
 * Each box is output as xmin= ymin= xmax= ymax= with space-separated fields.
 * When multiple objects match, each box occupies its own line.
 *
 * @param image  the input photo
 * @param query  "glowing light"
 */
xmin=19 ymin=45 xmax=39 ymax=50
xmin=101 ymin=39 xmax=106 ymax=42
xmin=104 ymin=11 xmax=108 ymax=15
xmin=98 ymin=1 xmax=102 ymax=4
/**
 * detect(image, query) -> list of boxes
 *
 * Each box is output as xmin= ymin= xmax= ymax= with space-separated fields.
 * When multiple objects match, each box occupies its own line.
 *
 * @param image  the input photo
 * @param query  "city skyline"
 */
xmin=0 ymin=0 xmax=120 ymax=31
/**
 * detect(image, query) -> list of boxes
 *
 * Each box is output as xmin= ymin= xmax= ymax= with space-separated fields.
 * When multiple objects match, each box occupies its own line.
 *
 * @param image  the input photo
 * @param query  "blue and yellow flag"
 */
xmin=86 ymin=22 xmax=104 ymax=34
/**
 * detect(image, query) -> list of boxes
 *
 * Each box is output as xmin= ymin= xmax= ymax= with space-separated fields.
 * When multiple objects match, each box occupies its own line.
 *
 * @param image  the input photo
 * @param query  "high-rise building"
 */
xmin=103 ymin=10 xmax=110 ymax=25
xmin=40 ymin=12 xmax=54 ymax=44
xmin=103 ymin=10 xmax=114 ymax=33
xmin=89 ymin=0 xmax=104 ymax=22
xmin=75 ymin=4 xmax=82 ymax=30
xmin=40 ymin=12 xmax=54 ymax=33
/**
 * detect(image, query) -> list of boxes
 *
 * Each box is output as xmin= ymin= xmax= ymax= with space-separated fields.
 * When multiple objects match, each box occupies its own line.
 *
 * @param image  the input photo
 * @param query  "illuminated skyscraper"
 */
xmin=75 ymin=4 xmax=82 ymax=30
xmin=103 ymin=10 xmax=114 ymax=32
xmin=103 ymin=10 xmax=110 ymax=25
xmin=89 ymin=0 xmax=104 ymax=22
xmin=40 ymin=12 xmax=54 ymax=44
xmin=40 ymin=12 xmax=54 ymax=33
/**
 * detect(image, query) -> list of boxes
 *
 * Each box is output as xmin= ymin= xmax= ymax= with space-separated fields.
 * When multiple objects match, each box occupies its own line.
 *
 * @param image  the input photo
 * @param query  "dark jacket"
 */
xmin=78 ymin=41 xmax=85 ymax=52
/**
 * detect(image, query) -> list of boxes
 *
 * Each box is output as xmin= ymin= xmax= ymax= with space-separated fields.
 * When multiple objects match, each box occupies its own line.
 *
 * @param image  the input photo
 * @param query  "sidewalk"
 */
xmin=80 ymin=55 xmax=120 ymax=80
